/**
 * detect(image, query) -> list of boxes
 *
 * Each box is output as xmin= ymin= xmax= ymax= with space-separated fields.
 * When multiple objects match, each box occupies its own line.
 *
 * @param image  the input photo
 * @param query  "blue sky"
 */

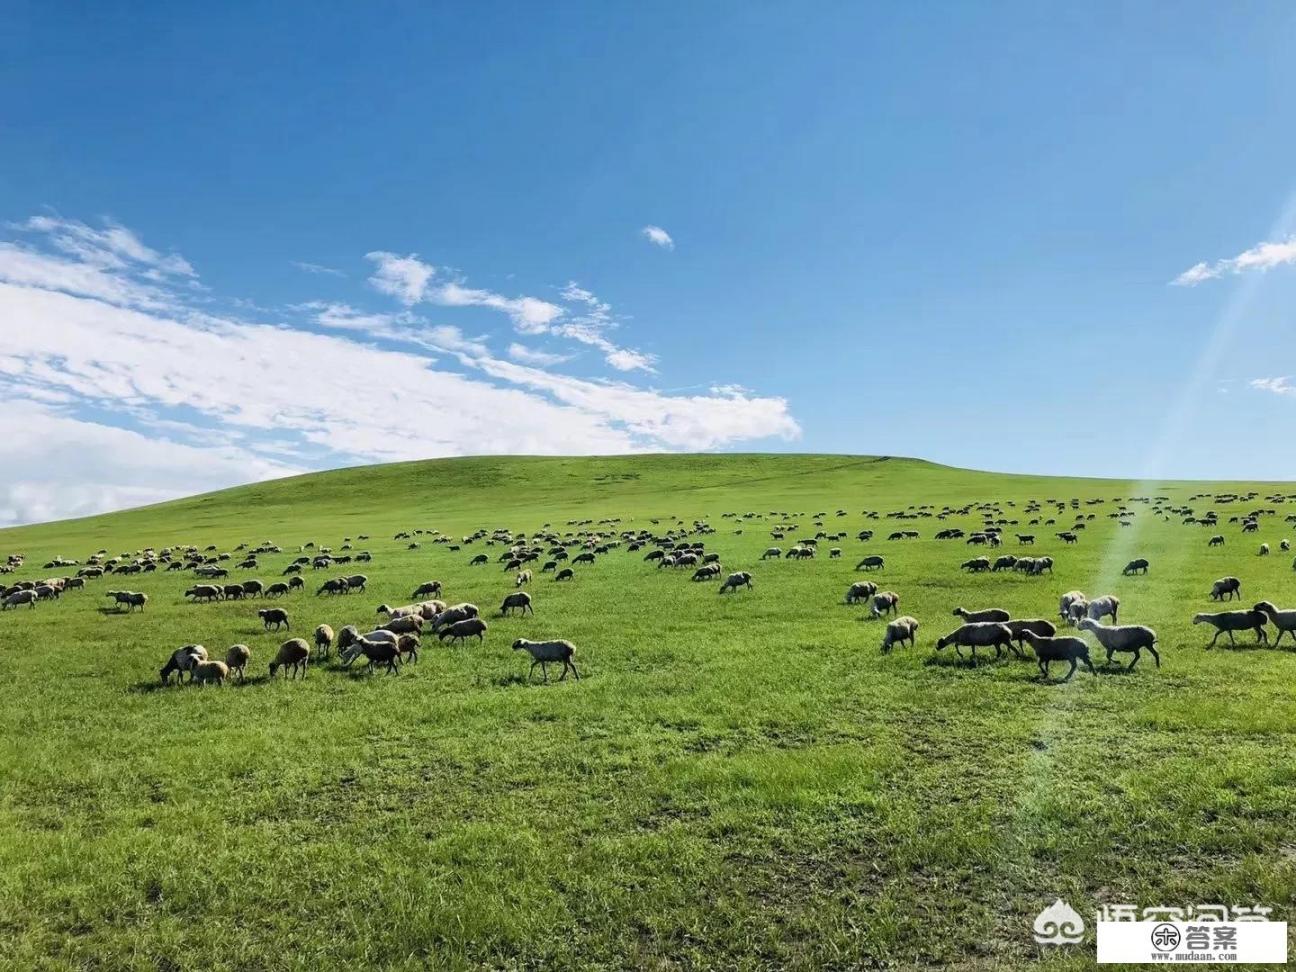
xmin=3 ymin=3 xmax=1296 ymax=523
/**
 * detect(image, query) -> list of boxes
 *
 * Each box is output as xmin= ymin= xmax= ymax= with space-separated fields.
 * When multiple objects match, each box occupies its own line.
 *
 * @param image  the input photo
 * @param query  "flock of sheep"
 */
xmin=4 ymin=485 xmax=1296 ymax=687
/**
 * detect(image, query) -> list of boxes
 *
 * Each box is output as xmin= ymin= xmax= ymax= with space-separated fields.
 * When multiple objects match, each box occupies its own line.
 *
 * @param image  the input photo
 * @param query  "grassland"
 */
xmin=1 ymin=453 xmax=1294 ymax=970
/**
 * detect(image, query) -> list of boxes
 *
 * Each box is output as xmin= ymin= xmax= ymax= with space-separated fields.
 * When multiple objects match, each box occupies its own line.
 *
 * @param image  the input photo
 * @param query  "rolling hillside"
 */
xmin=2 ymin=454 xmax=1294 ymax=970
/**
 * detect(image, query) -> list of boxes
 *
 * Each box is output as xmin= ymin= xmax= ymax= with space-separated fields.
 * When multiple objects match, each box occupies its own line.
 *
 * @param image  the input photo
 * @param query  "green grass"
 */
xmin=1 ymin=453 xmax=1294 ymax=970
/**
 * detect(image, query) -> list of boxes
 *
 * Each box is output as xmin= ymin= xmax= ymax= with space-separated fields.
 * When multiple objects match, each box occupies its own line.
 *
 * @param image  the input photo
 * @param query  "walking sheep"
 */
xmin=1019 ymin=631 xmax=1096 ymax=682
xmin=934 ymin=622 xmax=1015 ymax=662
xmin=438 ymin=617 xmax=488 ymax=644
xmin=258 ymin=608 xmax=290 ymax=631
xmin=1193 ymin=610 xmax=1268 ymax=648
xmin=1252 ymin=602 xmax=1296 ymax=645
xmin=512 ymin=638 xmax=580 ymax=682
xmin=952 ymin=606 xmax=1009 ymax=624
xmin=1005 ymin=618 xmax=1056 ymax=649
xmin=1077 ymin=618 xmax=1159 ymax=670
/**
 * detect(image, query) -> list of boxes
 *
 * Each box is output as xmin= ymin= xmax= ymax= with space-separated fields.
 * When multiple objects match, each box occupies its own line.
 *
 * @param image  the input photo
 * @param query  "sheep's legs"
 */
xmin=1145 ymin=645 xmax=1160 ymax=668
xmin=1062 ymin=659 xmax=1078 ymax=682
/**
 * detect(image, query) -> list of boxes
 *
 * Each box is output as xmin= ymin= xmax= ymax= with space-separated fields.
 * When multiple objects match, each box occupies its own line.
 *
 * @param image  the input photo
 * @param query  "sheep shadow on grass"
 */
xmin=923 ymin=652 xmax=1005 ymax=670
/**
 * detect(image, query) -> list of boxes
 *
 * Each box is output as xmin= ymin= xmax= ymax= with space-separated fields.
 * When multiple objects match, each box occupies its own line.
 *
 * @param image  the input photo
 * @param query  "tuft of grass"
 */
xmin=0 ymin=453 xmax=1294 ymax=968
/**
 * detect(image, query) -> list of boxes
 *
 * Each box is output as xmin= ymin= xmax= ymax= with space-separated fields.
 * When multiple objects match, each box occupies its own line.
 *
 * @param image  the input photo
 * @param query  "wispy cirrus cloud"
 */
xmin=1173 ymin=237 xmax=1296 ymax=286
xmin=641 ymin=225 xmax=674 ymax=250
xmin=292 ymin=260 xmax=345 ymax=277
xmin=1250 ymin=376 xmax=1296 ymax=396
xmin=0 ymin=215 xmax=799 ymax=524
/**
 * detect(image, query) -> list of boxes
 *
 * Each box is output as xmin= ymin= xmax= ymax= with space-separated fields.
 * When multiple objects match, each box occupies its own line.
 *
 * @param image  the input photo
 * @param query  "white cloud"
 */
xmin=507 ymin=343 xmax=571 ymax=367
xmin=17 ymin=215 xmax=196 ymax=279
xmin=0 ymin=216 xmax=799 ymax=523
xmin=641 ymin=225 xmax=675 ymax=250
xmin=0 ymin=401 xmax=300 ymax=527
xmin=292 ymin=260 xmax=345 ymax=277
xmin=364 ymin=251 xmax=436 ymax=304
xmin=1250 ymin=376 xmax=1296 ymax=396
xmin=433 ymin=281 xmax=564 ymax=331
xmin=1173 ymin=237 xmax=1296 ymax=286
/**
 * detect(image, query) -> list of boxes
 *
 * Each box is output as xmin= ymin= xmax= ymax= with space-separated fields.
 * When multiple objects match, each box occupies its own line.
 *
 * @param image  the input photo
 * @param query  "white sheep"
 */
xmin=1085 ymin=595 xmax=1120 ymax=625
xmin=269 ymin=638 xmax=311 ymax=678
xmin=1076 ymin=618 xmax=1159 ymax=670
xmin=880 ymin=616 xmax=919 ymax=653
xmin=512 ymin=638 xmax=580 ymax=682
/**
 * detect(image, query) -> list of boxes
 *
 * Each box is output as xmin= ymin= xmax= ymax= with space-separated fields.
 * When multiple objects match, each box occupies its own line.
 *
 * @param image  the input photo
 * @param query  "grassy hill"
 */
xmin=1 ymin=454 xmax=1294 ymax=970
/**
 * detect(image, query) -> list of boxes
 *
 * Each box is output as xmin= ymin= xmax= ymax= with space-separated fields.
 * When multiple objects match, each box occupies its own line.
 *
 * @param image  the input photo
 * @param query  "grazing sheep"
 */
xmin=1058 ymin=591 xmax=1087 ymax=621
xmin=880 ymin=615 xmax=919 ymax=653
xmin=314 ymin=624 xmax=335 ymax=659
xmin=345 ymin=636 xmax=402 ymax=674
xmin=1017 ymin=534 xmax=1035 ymax=545
xmin=190 ymin=659 xmax=230 ymax=686
xmin=991 ymin=555 xmax=1017 ymax=572
xmin=961 ymin=557 xmax=991 ymax=572
xmin=761 ymin=547 xmax=781 ymax=560
xmin=691 ymin=564 xmax=722 ymax=581
xmin=438 ymin=617 xmax=488 ymax=644
xmin=500 ymin=591 xmax=534 ymax=616
xmin=829 ymin=548 xmax=841 ymax=559
xmin=1193 ymin=610 xmax=1268 ymax=648
xmin=430 ymin=604 xmax=478 ymax=630
xmin=1252 ymin=601 xmax=1296 ymax=645
xmin=855 ymin=556 xmax=885 ymax=571
xmin=258 ymin=608 xmax=290 ymax=631
xmin=953 ymin=606 xmax=1009 ymax=624
xmin=470 ymin=554 xmax=489 ymax=566
xmin=224 ymin=644 xmax=252 ymax=681
xmin=316 ymin=578 xmax=349 ymax=596
xmin=1019 ymin=631 xmax=1096 ymax=681
xmin=1259 ymin=543 xmax=1270 ymax=556
xmin=512 ymin=638 xmax=580 ymax=682
xmin=336 ymin=625 xmax=360 ymax=652
xmin=1282 ymin=539 xmax=1291 ymax=552
xmin=264 ymin=582 xmax=289 ymax=597
xmin=1005 ymin=618 xmax=1056 ymax=648
xmin=1077 ymin=618 xmax=1159 ymax=670
xmin=381 ymin=614 xmax=424 ymax=635
xmin=845 ymin=580 xmax=877 ymax=604
xmin=1208 ymin=535 xmax=1225 ymax=547
xmin=2 ymin=589 xmax=38 ymax=609
xmin=1210 ymin=576 xmax=1242 ymax=601
xmin=871 ymin=591 xmax=900 ymax=618
xmin=515 ymin=570 xmax=532 ymax=587
xmin=241 ymin=579 xmax=265 ymax=597
xmin=269 ymin=638 xmax=311 ymax=678
xmin=113 ymin=591 xmax=148 ymax=612
xmin=185 ymin=584 xmax=223 ymax=603
xmin=554 ymin=567 xmax=575 ymax=582
xmin=160 ymin=645 xmax=208 ymax=684
xmin=413 ymin=581 xmax=443 ymax=598
xmin=288 ymin=577 xmax=304 ymax=591
xmin=718 ymin=571 xmax=753 ymax=593
xmin=935 ymin=622 xmax=1015 ymax=661
xmin=1085 ymin=595 xmax=1120 ymax=625
xmin=1122 ymin=558 xmax=1149 ymax=575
